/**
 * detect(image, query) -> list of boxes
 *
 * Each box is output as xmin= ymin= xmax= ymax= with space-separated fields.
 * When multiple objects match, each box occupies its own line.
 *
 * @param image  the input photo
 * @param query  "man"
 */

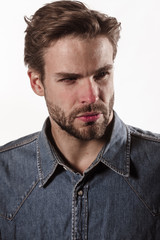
xmin=0 ymin=1 xmax=160 ymax=239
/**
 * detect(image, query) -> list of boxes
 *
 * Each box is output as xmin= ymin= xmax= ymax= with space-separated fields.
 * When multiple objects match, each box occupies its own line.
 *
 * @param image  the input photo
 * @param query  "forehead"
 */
xmin=44 ymin=36 xmax=113 ymax=75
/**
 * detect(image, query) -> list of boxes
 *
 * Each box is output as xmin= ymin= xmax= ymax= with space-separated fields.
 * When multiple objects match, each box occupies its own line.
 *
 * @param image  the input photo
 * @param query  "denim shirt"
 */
xmin=0 ymin=112 xmax=160 ymax=240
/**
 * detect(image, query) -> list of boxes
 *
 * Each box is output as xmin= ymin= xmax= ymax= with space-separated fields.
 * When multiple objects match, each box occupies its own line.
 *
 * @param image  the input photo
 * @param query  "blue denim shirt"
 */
xmin=0 ymin=112 xmax=160 ymax=240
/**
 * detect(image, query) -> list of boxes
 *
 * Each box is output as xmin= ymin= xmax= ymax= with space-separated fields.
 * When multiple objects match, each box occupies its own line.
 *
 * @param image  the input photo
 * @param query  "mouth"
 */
xmin=76 ymin=112 xmax=102 ymax=122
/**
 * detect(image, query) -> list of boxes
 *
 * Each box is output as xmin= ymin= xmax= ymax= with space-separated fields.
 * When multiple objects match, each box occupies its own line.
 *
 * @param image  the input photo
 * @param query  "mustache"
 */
xmin=69 ymin=103 xmax=107 ymax=120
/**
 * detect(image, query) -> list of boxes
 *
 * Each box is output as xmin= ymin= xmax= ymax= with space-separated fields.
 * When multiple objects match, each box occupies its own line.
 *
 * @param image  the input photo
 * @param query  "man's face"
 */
xmin=43 ymin=36 xmax=114 ymax=140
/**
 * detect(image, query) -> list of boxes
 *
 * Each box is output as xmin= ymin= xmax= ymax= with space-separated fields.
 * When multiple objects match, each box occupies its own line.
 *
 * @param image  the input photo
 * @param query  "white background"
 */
xmin=0 ymin=0 xmax=160 ymax=145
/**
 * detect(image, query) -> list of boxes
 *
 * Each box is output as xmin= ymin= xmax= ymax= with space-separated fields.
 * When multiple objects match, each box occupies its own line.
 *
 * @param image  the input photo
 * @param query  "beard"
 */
xmin=45 ymin=94 xmax=114 ymax=141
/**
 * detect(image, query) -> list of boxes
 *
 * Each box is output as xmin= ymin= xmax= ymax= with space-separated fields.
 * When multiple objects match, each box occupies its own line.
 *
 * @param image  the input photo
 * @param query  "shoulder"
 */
xmin=0 ymin=132 xmax=40 ymax=191
xmin=0 ymin=132 xmax=39 ymax=153
xmin=0 ymin=132 xmax=40 ymax=220
xmin=0 ymin=132 xmax=40 ymax=176
xmin=0 ymin=132 xmax=40 ymax=178
xmin=128 ymin=125 xmax=160 ymax=142
xmin=127 ymin=124 xmax=160 ymax=162
xmin=125 ymin=125 xmax=160 ymax=216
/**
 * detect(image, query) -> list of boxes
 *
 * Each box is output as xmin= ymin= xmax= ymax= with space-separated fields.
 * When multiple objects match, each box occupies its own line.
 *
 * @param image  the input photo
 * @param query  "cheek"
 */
xmin=100 ymin=80 xmax=114 ymax=102
xmin=47 ymin=86 xmax=76 ymax=110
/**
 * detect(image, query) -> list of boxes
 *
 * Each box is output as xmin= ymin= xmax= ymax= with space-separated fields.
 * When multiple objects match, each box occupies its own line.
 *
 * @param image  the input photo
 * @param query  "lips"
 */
xmin=76 ymin=112 xmax=102 ymax=122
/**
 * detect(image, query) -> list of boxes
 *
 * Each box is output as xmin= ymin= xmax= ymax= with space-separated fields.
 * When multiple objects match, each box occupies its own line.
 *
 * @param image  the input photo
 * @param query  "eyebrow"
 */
xmin=54 ymin=64 xmax=113 ymax=79
xmin=54 ymin=72 xmax=82 ymax=79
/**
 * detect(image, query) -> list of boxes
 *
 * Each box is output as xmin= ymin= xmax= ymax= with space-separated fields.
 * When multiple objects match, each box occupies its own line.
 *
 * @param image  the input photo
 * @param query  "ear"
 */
xmin=28 ymin=68 xmax=44 ymax=96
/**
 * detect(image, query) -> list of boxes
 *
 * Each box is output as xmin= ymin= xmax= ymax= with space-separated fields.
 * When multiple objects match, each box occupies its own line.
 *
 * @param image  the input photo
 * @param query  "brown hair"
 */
xmin=24 ymin=1 xmax=121 ymax=82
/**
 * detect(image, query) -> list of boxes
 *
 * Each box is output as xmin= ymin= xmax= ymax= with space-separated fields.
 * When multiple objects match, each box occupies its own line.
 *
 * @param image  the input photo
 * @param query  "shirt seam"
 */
xmin=124 ymin=177 xmax=160 ymax=217
xmin=129 ymin=130 xmax=160 ymax=143
xmin=0 ymin=134 xmax=39 ymax=153
xmin=0 ymin=178 xmax=40 ymax=221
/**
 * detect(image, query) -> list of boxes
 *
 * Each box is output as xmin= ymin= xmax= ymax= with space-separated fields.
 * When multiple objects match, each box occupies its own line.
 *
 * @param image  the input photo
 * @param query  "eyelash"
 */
xmin=59 ymin=78 xmax=77 ymax=84
xmin=94 ymin=71 xmax=110 ymax=80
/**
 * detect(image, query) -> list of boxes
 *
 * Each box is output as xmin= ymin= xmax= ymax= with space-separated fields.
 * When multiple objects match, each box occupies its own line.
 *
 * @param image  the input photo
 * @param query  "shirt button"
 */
xmin=77 ymin=190 xmax=83 ymax=196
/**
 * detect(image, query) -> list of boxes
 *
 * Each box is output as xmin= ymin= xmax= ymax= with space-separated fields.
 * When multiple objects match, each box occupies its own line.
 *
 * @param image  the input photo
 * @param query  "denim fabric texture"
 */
xmin=0 ymin=112 xmax=160 ymax=240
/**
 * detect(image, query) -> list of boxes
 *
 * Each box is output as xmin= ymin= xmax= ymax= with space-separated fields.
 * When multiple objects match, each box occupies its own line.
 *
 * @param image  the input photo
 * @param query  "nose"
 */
xmin=78 ymin=78 xmax=99 ymax=104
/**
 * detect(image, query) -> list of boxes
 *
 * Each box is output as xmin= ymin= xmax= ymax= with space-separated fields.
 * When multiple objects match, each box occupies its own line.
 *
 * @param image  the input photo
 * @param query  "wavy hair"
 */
xmin=24 ymin=1 xmax=121 ymax=81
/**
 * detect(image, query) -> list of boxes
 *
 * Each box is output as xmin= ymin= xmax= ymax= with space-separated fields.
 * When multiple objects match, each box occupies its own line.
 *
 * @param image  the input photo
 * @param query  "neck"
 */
xmin=49 ymin=116 xmax=113 ymax=174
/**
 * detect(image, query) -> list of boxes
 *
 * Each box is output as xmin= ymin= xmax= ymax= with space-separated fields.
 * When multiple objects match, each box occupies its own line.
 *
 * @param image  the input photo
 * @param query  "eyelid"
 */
xmin=58 ymin=77 xmax=77 ymax=84
xmin=94 ymin=70 xmax=110 ymax=79
xmin=58 ymin=74 xmax=80 ymax=80
xmin=60 ymin=77 xmax=77 ymax=81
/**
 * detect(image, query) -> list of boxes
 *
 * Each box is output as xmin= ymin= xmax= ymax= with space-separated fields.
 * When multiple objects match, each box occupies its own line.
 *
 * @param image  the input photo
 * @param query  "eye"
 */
xmin=94 ymin=71 xmax=110 ymax=80
xmin=59 ymin=77 xmax=77 ymax=84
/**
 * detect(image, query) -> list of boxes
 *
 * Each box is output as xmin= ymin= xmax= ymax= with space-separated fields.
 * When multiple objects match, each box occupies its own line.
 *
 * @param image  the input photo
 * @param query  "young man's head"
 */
xmin=25 ymin=1 xmax=121 ymax=140
xmin=24 ymin=0 xmax=121 ymax=82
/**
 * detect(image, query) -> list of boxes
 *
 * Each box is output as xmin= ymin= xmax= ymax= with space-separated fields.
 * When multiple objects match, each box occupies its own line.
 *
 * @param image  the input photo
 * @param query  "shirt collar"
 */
xmin=37 ymin=112 xmax=131 ymax=187
xmin=101 ymin=112 xmax=130 ymax=177
xmin=37 ymin=118 xmax=59 ymax=187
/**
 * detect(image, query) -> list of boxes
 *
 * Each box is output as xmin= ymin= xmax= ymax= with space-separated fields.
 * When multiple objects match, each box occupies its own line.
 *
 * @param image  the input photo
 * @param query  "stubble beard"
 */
xmin=46 ymin=94 xmax=114 ymax=141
